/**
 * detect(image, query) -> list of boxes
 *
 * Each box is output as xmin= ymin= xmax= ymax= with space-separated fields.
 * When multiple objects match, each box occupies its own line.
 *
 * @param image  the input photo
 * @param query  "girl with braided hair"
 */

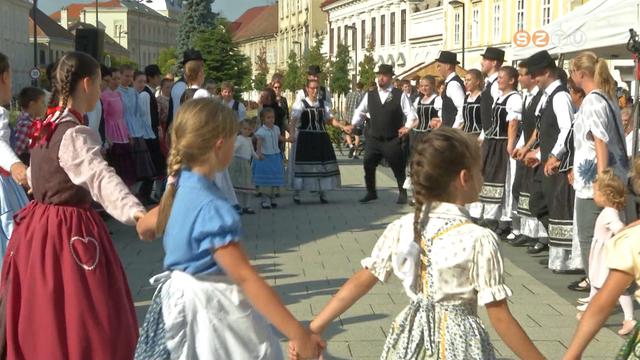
xmin=290 ymin=128 xmax=543 ymax=360
xmin=0 ymin=51 xmax=147 ymax=359
xmin=135 ymin=98 xmax=324 ymax=359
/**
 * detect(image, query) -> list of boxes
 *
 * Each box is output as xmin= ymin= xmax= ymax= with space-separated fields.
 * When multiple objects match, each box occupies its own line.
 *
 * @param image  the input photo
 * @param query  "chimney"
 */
xmin=60 ymin=7 xmax=68 ymax=29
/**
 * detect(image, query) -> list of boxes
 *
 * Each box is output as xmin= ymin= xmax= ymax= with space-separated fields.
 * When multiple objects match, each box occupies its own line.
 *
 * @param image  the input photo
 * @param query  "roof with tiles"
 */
xmin=30 ymin=6 xmax=74 ymax=41
xmin=231 ymin=4 xmax=278 ymax=42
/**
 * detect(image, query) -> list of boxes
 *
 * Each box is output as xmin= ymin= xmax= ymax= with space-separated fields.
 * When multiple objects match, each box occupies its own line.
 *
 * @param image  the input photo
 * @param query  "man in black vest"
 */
xmin=296 ymin=65 xmax=333 ymax=109
xmin=139 ymin=64 xmax=166 ymax=203
xmin=434 ymin=51 xmax=465 ymax=128
xmin=479 ymin=47 xmax=505 ymax=139
xmin=347 ymin=64 xmax=417 ymax=204
xmin=168 ymin=49 xmax=204 ymax=128
xmin=523 ymin=51 xmax=575 ymax=259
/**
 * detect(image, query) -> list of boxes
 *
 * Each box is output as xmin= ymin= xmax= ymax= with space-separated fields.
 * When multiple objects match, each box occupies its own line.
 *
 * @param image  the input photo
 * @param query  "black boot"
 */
xmin=396 ymin=189 xmax=408 ymax=205
xmin=359 ymin=192 xmax=378 ymax=203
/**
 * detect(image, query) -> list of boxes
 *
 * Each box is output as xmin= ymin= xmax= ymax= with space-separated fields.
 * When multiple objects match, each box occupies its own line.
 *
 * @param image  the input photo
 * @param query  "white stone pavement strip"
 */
xmin=112 ymin=158 xmax=624 ymax=359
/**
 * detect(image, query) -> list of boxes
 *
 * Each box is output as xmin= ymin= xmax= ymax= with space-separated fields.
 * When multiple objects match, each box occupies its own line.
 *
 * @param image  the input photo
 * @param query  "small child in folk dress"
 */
xmin=576 ymin=170 xmax=636 ymax=334
xmin=135 ymin=99 xmax=324 ymax=359
xmin=11 ymin=86 xmax=46 ymax=164
xmin=253 ymin=107 xmax=290 ymax=209
xmin=1 ymin=52 xmax=147 ymax=359
xmin=229 ymin=119 xmax=258 ymax=214
xmin=290 ymin=128 xmax=544 ymax=360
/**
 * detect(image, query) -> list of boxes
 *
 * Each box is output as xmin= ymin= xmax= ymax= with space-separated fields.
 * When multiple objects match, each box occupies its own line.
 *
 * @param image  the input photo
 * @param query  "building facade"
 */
xmin=52 ymin=0 xmax=179 ymax=67
xmin=233 ymin=5 xmax=279 ymax=81
xmin=277 ymin=0 xmax=328 ymax=70
xmin=29 ymin=7 xmax=75 ymax=69
xmin=0 ymin=0 xmax=31 ymax=92
xmin=321 ymin=0 xmax=443 ymax=82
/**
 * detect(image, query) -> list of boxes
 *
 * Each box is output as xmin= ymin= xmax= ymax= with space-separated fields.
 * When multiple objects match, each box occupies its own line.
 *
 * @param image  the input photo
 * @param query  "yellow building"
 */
xmin=277 ymin=0 xmax=328 ymax=70
xmin=443 ymin=0 xmax=589 ymax=68
xmin=232 ymin=5 xmax=279 ymax=83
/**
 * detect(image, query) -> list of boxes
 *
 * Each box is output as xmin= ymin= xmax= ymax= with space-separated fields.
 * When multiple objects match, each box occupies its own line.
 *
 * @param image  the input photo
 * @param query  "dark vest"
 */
xmin=487 ymin=92 xmax=518 ymax=139
xmin=441 ymin=74 xmax=464 ymax=128
xmin=367 ymin=87 xmax=405 ymax=139
xmin=142 ymin=86 xmax=159 ymax=135
xmin=299 ymin=100 xmax=326 ymax=132
xmin=480 ymin=77 xmax=498 ymax=132
xmin=414 ymin=95 xmax=438 ymax=132
xmin=538 ymin=84 xmax=569 ymax=162
xmin=522 ymin=90 xmax=543 ymax=148
xmin=463 ymin=94 xmax=482 ymax=134
xmin=31 ymin=119 xmax=92 ymax=206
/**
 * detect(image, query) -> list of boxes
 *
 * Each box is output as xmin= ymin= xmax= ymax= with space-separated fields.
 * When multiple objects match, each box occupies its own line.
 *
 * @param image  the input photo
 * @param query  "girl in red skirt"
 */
xmin=1 ymin=51 xmax=147 ymax=360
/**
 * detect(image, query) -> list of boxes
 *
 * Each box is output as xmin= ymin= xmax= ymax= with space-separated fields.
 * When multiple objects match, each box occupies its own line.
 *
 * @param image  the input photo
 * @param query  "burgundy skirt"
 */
xmin=107 ymin=142 xmax=136 ymax=186
xmin=0 ymin=202 xmax=138 ymax=360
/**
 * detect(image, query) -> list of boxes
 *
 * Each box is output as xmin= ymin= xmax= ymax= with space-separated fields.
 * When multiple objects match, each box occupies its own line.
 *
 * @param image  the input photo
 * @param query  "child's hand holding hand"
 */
xmin=136 ymin=207 xmax=158 ymax=241
xmin=288 ymin=331 xmax=325 ymax=360
xmin=258 ymin=152 xmax=264 ymax=160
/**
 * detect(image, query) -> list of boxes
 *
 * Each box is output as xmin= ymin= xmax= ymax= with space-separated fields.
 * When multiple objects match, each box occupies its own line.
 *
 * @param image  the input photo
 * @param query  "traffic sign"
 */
xmin=29 ymin=67 xmax=41 ymax=80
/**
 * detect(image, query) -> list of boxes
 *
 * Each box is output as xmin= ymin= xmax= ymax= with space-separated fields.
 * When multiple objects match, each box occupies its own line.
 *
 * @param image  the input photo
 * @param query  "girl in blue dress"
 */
xmin=135 ymin=99 xmax=323 ymax=359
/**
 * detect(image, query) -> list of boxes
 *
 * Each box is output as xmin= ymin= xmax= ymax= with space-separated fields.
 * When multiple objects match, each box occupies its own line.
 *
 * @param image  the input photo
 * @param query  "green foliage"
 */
xmin=109 ymin=54 xmax=138 ymax=69
xmin=192 ymin=19 xmax=252 ymax=94
xmin=331 ymin=43 xmax=352 ymax=98
xmin=253 ymin=47 xmax=269 ymax=91
xmin=157 ymin=47 xmax=178 ymax=76
xmin=301 ymin=32 xmax=328 ymax=86
xmin=177 ymin=0 xmax=217 ymax=55
xmin=283 ymin=50 xmax=302 ymax=92
xmin=358 ymin=38 xmax=376 ymax=87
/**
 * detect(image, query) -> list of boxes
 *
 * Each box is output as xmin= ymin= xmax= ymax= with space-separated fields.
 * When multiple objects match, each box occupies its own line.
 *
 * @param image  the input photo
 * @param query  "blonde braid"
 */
xmin=156 ymin=146 xmax=183 ymax=235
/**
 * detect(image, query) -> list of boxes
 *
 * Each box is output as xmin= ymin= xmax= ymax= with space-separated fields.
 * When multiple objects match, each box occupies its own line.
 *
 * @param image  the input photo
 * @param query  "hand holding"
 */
xmin=136 ymin=208 xmax=157 ymax=242
xmin=289 ymin=331 xmax=325 ymax=360
xmin=567 ymin=169 xmax=574 ymax=185
xmin=10 ymin=162 xmax=28 ymax=188
xmin=343 ymin=125 xmax=353 ymax=134
xmin=544 ymin=156 xmax=560 ymax=176
xmin=523 ymin=151 xmax=540 ymax=168
xmin=429 ymin=118 xmax=442 ymax=129
xmin=398 ymin=127 xmax=410 ymax=138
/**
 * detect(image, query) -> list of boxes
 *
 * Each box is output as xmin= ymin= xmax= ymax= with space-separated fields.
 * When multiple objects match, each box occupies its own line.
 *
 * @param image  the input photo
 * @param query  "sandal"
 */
xmin=568 ymin=277 xmax=590 ymax=292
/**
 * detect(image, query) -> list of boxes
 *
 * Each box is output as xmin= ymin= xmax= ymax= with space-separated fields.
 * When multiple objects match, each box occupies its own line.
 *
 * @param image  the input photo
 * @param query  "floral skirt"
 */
xmin=381 ymin=297 xmax=495 ymax=360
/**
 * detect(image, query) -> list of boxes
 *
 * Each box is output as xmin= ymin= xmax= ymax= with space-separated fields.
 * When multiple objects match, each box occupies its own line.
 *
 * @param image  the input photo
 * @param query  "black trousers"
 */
xmin=529 ymin=164 xmax=561 ymax=244
xmin=363 ymin=135 xmax=406 ymax=193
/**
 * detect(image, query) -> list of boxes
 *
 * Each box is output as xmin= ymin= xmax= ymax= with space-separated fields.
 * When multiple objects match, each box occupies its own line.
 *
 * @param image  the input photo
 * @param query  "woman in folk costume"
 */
xmin=478 ymin=67 xmax=522 ymax=236
xmin=289 ymin=128 xmax=543 ymax=360
xmin=1 ymin=52 xmax=147 ymax=359
xmin=135 ymin=99 xmax=324 ymax=359
xmin=463 ymin=69 xmax=485 ymax=221
xmin=290 ymin=79 xmax=344 ymax=204
xmin=0 ymin=52 xmax=29 ymax=269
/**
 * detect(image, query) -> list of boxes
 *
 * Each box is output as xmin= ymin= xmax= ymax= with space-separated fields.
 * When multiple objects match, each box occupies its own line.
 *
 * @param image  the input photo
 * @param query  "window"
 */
xmin=344 ymin=25 xmax=348 ymax=44
xmin=337 ymin=27 xmax=341 ymax=45
xmin=493 ymin=1 xmax=501 ymax=42
xmin=39 ymin=49 xmax=46 ymax=65
xmin=472 ymin=6 xmax=480 ymax=44
xmin=516 ymin=0 xmax=525 ymax=30
xmin=401 ymin=9 xmax=406 ymax=42
xmin=454 ymin=10 xmax=461 ymax=46
xmin=371 ymin=17 xmax=376 ymax=48
xmin=542 ymin=0 xmax=552 ymax=25
xmin=330 ymin=27 xmax=334 ymax=54
xmin=352 ymin=22 xmax=357 ymax=49
xmin=390 ymin=13 xmax=395 ymax=45
xmin=380 ymin=15 xmax=385 ymax=46
xmin=361 ymin=19 xmax=366 ymax=49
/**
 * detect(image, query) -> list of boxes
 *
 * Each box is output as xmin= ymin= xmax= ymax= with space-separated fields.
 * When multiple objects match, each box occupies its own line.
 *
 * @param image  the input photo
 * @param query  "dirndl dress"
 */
xmin=229 ymin=156 xmax=255 ymax=193
xmin=253 ymin=153 xmax=285 ymax=187
xmin=131 ymin=137 xmax=156 ymax=179
xmin=135 ymin=271 xmax=283 ymax=360
xmin=0 ymin=173 xmax=28 ymax=268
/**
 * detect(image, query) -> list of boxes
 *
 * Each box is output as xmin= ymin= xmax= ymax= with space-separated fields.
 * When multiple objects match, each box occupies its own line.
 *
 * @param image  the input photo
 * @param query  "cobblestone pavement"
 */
xmin=112 ymin=156 xmax=625 ymax=359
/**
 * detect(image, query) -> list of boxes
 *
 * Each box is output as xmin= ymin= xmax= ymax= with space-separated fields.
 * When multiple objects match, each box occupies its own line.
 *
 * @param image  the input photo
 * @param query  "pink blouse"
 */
xmin=101 ymin=89 xmax=130 ymax=144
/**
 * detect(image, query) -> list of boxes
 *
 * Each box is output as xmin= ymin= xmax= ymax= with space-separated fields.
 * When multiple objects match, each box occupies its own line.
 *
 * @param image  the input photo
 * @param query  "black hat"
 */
xmin=435 ymin=51 xmax=459 ymax=65
xmin=182 ymin=49 xmax=204 ymax=65
xmin=375 ymin=64 xmax=395 ymax=75
xmin=307 ymin=65 xmax=322 ymax=75
xmin=481 ymin=47 xmax=505 ymax=62
xmin=525 ymin=50 xmax=556 ymax=75
xmin=144 ymin=64 xmax=161 ymax=77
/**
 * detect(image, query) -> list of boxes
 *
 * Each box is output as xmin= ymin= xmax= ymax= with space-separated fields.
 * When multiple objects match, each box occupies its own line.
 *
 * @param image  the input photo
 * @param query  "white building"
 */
xmin=143 ymin=0 xmax=183 ymax=19
xmin=0 ymin=0 xmax=31 ymax=93
xmin=321 ymin=0 xmax=443 ymax=83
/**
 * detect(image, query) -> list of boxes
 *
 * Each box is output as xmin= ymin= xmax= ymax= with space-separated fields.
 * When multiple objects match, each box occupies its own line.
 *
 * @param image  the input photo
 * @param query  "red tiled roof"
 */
xmin=231 ymin=5 xmax=278 ymax=42
xmin=30 ymin=6 xmax=74 ymax=41
xmin=50 ymin=0 xmax=121 ymax=22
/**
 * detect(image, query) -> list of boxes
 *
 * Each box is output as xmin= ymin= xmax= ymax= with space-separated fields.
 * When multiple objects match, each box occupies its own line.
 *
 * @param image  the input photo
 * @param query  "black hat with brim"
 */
xmin=435 ymin=51 xmax=460 ymax=65
xmin=182 ymin=49 xmax=204 ymax=65
xmin=145 ymin=64 xmax=162 ymax=77
xmin=376 ymin=64 xmax=395 ymax=75
xmin=481 ymin=47 xmax=506 ymax=62
xmin=525 ymin=50 xmax=556 ymax=75
xmin=308 ymin=65 xmax=322 ymax=75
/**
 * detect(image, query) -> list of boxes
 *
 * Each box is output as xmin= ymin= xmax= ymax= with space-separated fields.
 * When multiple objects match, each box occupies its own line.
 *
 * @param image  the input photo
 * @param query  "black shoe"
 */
xmin=409 ymin=200 xmax=415 ymax=207
xmin=320 ymin=196 xmax=328 ymax=204
xmin=568 ymin=277 xmax=591 ymax=292
xmin=293 ymin=195 xmax=301 ymax=204
xmin=348 ymin=146 xmax=355 ymax=159
xmin=242 ymin=207 xmax=255 ymax=215
xmin=359 ymin=193 xmax=378 ymax=203
xmin=496 ymin=222 xmax=512 ymax=237
xmin=479 ymin=219 xmax=499 ymax=231
xmin=396 ymin=190 xmax=408 ymax=205
xmin=526 ymin=242 xmax=549 ymax=254
xmin=233 ymin=204 xmax=242 ymax=215
xmin=353 ymin=154 xmax=359 ymax=159
xmin=553 ymin=269 xmax=586 ymax=275
xmin=270 ymin=202 xmax=278 ymax=208
xmin=512 ymin=235 xmax=535 ymax=247
xmin=538 ymin=258 xmax=548 ymax=266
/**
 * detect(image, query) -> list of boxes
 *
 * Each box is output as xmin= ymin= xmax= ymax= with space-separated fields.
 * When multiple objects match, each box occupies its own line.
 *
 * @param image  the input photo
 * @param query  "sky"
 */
xmin=41 ymin=0 xmax=270 ymax=21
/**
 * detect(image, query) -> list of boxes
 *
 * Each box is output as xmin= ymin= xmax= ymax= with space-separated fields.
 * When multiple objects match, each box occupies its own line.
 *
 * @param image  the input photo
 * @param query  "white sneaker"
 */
xmin=576 ymin=303 xmax=588 ymax=312
xmin=577 ymin=296 xmax=591 ymax=305
xmin=619 ymin=320 xmax=637 ymax=336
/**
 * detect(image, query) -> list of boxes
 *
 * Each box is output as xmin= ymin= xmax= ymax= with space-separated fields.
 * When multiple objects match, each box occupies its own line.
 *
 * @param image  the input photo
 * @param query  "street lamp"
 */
xmin=32 ymin=0 xmax=38 ymax=86
xmin=345 ymin=24 xmax=358 ymax=85
xmin=449 ymin=0 xmax=465 ymax=68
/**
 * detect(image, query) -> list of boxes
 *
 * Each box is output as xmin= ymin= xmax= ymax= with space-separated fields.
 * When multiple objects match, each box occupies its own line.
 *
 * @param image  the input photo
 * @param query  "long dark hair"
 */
xmin=54 ymin=51 xmax=100 ymax=113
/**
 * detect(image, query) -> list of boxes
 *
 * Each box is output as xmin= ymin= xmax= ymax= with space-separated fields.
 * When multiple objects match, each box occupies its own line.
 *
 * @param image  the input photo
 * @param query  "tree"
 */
xmin=331 ymin=43 xmax=352 ymax=103
xmin=253 ymin=46 xmax=269 ymax=91
xmin=283 ymin=50 xmax=302 ymax=92
xmin=301 ymin=32 xmax=328 ymax=86
xmin=358 ymin=38 xmax=376 ymax=87
xmin=157 ymin=47 xmax=178 ymax=76
xmin=177 ymin=0 xmax=217 ymax=54
xmin=192 ymin=18 xmax=252 ymax=94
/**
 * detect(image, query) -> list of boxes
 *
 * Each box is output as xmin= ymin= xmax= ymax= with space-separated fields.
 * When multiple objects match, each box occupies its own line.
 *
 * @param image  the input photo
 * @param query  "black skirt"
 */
xmin=548 ymin=172 xmax=574 ymax=248
xmin=516 ymin=165 xmax=536 ymax=217
xmin=479 ymin=138 xmax=509 ymax=204
xmin=294 ymin=131 xmax=340 ymax=178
